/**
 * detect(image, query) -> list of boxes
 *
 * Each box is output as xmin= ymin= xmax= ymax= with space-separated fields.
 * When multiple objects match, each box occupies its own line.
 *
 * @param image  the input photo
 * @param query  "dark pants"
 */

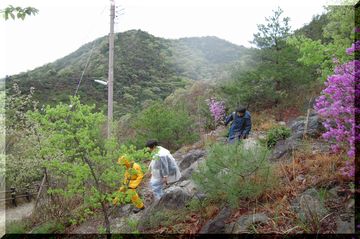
xmin=228 ymin=131 xmax=247 ymax=144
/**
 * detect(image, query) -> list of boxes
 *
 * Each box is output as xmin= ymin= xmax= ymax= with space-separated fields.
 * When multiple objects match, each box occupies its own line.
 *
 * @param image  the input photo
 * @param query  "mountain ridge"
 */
xmin=6 ymin=29 xmax=251 ymax=116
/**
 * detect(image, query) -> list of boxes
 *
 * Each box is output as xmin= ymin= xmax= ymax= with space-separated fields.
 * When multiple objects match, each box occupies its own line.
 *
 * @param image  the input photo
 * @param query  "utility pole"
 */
xmin=107 ymin=0 xmax=115 ymax=138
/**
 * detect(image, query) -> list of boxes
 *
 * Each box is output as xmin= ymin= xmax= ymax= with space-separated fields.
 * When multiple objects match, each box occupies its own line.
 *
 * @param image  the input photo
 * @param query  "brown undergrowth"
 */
xmin=233 ymin=151 xmax=349 ymax=234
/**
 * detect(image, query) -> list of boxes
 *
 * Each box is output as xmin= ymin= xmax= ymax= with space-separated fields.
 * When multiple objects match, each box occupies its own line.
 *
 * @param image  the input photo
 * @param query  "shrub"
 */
xmin=265 ymin=125 xmax=291 ymax=148
xmin=192 ymin=142 xmax=276 ymax=208
xmin=132 ymin=102 xmax=199 ymax=150
xmin=314 ymin=43 xmax=358 ymax=158
xmin=6 ymin=220 xmax=30 ymax=234
xmin=32 ymin=221 xmax=65 ymax=234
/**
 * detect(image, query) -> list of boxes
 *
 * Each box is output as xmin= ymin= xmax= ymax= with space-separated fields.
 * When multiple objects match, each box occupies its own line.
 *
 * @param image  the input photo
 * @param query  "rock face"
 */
xmin=269 ymin=112 xmax=327 ymax=161
xmin=336 ymin=216 xmax=354 ymax=233
xmin=199 ymin=207 xmax=231 ymax=233
xmin=154 ymin=186 xmax=192 ymax=211
xmin=291 ymin=188 xmax=327 ymax=226
xmin=175 ymin=149 xmax=206 ymax=181
xmin=177 ymin=149 xmax=206 ymax=171
xmin=268 ymin=138 xmax=299 ymax=161
xmin=225 ymin=213 xmax=269 ymax=233
xmin=290 ymin=112 xmax=325 ymax=140
xmin=299 ymin=194 xmax=327 ymax=223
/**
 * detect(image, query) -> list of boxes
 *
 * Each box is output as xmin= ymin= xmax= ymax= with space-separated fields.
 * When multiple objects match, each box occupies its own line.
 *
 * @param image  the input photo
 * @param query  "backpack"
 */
xmin=225 ymin=112 xmax=236 ymax=137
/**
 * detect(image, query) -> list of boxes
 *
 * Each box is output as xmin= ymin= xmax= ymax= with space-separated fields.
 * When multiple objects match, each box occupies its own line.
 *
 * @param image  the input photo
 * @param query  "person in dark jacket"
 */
xmin=224 ymin=107 xmax=252 ymax=143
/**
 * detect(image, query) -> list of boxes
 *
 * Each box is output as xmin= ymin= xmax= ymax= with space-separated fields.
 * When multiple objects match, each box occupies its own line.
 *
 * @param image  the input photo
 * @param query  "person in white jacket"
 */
xmin=146 ymin=140 xmax=181 ymax=200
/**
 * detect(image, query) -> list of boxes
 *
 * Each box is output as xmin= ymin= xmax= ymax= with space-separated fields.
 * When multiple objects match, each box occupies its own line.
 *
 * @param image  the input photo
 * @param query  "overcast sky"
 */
xmin=1 ymin=0 xmax=335 ymax=78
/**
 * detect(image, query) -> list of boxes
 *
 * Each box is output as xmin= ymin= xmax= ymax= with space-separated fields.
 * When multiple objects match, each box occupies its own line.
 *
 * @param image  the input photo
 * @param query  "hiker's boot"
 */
xmin=133 ymin=206 xmax=145 ymax=213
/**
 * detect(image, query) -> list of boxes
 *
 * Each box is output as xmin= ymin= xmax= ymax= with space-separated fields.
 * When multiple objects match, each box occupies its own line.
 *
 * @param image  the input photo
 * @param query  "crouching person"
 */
xmin=146 ymin=140 xmax=181 ymax=201
xmin=113 ymin=156 xmax=145 ymax=213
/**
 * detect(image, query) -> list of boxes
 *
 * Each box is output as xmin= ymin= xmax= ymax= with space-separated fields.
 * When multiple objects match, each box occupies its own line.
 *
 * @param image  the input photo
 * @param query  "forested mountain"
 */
xmin=5 ymin=30 xmax=250 ymax=116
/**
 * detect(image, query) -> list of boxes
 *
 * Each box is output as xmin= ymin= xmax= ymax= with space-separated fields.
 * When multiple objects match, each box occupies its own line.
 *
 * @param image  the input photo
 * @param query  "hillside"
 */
xmin=5 ymin=30 xmax=250 ymax=117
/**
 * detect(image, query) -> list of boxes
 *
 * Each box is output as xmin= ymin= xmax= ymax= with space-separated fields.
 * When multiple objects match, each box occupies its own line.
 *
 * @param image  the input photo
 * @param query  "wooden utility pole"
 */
xmin=107 ymin=0 xmax=115 ymax=138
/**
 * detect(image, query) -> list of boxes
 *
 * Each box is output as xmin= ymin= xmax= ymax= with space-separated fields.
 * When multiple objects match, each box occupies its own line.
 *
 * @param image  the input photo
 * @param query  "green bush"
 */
xmin=265 ymin=125 xmax=291 ymax=148
xmin=6 ymin=220 xmax=30 ymax=234
xmin=192 ymin=142 xmax=276 ymax=208
xmin=132 ymin=102 xmax=199 ymax=150
xmin=32 ymin=221 xmax=65 ymax=234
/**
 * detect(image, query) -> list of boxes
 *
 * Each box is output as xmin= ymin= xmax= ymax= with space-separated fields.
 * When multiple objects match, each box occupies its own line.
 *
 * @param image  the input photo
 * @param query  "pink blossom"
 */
xmin=314 ymin=43 xmax=358 ymax=176
xmin=206 ymin=98 xmax=225 ymax=125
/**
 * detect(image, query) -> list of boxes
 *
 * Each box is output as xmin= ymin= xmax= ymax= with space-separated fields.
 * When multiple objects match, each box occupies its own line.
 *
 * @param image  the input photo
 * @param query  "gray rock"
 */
xmin=199 ymin=207 xmax=231 ymax=233
xmin=179 ymin=157 xmax=204 ymax=181
xmin=225 ymin=213 xmax=269 ymax=233
xmin=176 ymin=180 xmax=198 ymax=195
xmin=336 ymin=216 xmax=355 ymax=233
xmin=110 ymin=213 xmax=143 ymax=233
xmin=290 ymin=113 xmax=325 ymax=140
xmin=295 ymin=174 xmax=305 ymax=182
xmin=268 ymin=137 xmax=300 ymax=161
xmin=299 ymin=194 xmax=327 ymax=224
xmin=291 ymin=188 xmax=323 ymax=214
xmin=137 ymin=187 xmax=192 ymax=231
xmin=327 ymin=186 xmax=341 ymax=198
xmin=154 ymin=186 xmax=192 ymax=211
xmin=178 ymin=149 xmax=206 ymax=171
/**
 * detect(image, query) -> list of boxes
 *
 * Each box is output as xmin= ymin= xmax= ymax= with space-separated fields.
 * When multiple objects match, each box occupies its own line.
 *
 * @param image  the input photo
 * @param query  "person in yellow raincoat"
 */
xmin=113 ymin=156 xmax=145 ymax=213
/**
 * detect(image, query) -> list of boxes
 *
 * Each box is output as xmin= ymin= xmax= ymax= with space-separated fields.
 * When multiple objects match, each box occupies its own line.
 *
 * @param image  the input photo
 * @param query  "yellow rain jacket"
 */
xmin=119 ymin=156 xmax=144 ymax=189
xmin=113 ymin=156 xmax=144 ymax=208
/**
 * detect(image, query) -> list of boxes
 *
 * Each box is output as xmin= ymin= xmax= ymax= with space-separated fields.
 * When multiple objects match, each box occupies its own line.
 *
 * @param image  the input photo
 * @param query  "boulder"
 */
xmin=225 ymin=213 xmax=269 ymax=233
xmin=290 ymin=113 xmax=325 ymax=140
xmin=178 ymin=149 xmax=206 ymax=171
xmin=137 ymin=186 xmax=193 ymax=231
xmin=336 ymin=215 xmax=355 ymax=233
xmin=299 ymin=194 xmax=327 ymax=223
xmin=291 ymin=188 xmax=327 ymax=224
xmin=154 ymin=186 xmax=192 ymax=211
xmin=268 ymin=137 xmax=300 ymax=161
xmin=179 ymin=158 xmax=204 ymax=181
xmin=199 ymin=207 xmax=231 ymax=233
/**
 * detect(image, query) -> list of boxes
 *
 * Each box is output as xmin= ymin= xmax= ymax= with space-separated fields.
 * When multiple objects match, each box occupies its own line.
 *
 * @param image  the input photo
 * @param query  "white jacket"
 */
xmin=149 ymin=146 xmax=182 ymax=184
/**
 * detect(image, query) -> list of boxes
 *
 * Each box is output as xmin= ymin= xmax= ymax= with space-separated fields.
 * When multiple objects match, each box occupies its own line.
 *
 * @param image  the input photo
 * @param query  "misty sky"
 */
xmin=1 ymin=0 xmax=334 ymax=78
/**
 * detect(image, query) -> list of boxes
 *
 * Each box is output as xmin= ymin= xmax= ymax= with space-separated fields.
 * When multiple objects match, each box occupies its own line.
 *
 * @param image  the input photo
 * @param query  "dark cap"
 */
xmin=145 ymin=140 xmax=158 ymax=148
xmin=236 ymin=106 xmax=246 ymax=113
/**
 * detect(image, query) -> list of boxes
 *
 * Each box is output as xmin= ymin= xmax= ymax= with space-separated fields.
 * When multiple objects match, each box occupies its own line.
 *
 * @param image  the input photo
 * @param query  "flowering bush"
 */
xmin=314 ymin=41 xmax=359 ymax=178
xmin=206 ymin=98 xmax=225 ymax=125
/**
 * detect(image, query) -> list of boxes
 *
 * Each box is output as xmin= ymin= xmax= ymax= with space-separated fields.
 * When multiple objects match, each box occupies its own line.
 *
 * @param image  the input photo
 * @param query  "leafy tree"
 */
xmin=1 ymin=5 xmax=38 ymax=20
xmin=288 ymin=5 xmax=355 ymax=80
xmin=132 ymin=102 xmax=198 ymax=150
xmin=4 ymin=84 xmax=43 ymax=189
xmin=251 ymin=7 xmax=291 ymax=49
xmin=29 ymin=97 xmax=149 ymax=233
xmin=221 ymin=8 xmax=315 ymax=111
xmin=164 ymin=81 xmax=216 ymax=132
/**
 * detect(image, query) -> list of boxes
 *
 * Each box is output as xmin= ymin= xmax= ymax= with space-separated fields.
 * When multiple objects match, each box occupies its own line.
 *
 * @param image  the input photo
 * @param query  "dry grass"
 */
xmin=225 ymin=150 xmax=349 ymax=234
xmin=252 ymin=111 xmax=277 ymax=131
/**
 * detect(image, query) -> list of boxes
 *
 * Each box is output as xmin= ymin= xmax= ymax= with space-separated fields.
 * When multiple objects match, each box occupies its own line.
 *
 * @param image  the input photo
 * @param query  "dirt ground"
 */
xmin=0 ymin=202 xmax=34 ymax=236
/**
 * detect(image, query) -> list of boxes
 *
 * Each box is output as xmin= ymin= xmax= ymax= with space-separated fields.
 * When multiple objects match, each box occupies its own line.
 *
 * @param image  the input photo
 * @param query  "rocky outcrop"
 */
xmin=269 ymin=112 xmax=328 ymax=161
xmin=199 ymin=207 xmax=231 ymax=233
xmin=268 ymin=138 xmax=299 ymax=161
xmin=225 ymin=213 xmax=269 ymax=233
xmin=289 ymin=111 xmax=325 ymax=140
xmin=177 ymin=149 xmax=206 ymax=171
xmin=137 ymin=147 xmax=205 ymax=232
xmin=291 ymin=188 xmax=327 ymax=226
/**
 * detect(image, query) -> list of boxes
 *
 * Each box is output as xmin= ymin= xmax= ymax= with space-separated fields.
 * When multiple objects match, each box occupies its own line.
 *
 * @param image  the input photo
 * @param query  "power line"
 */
xmin=73 ymin=4 xmax=108 ymax=97
xmin=73 ymin=40 xmax=97 ymax=97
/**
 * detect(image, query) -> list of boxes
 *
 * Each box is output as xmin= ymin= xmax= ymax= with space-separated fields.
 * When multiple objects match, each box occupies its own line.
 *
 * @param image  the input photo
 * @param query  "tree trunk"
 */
xmin=101 ymin=201 xmax=111 ymax=234
xmin=84 ymin=156 xmax=111 ymax=234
